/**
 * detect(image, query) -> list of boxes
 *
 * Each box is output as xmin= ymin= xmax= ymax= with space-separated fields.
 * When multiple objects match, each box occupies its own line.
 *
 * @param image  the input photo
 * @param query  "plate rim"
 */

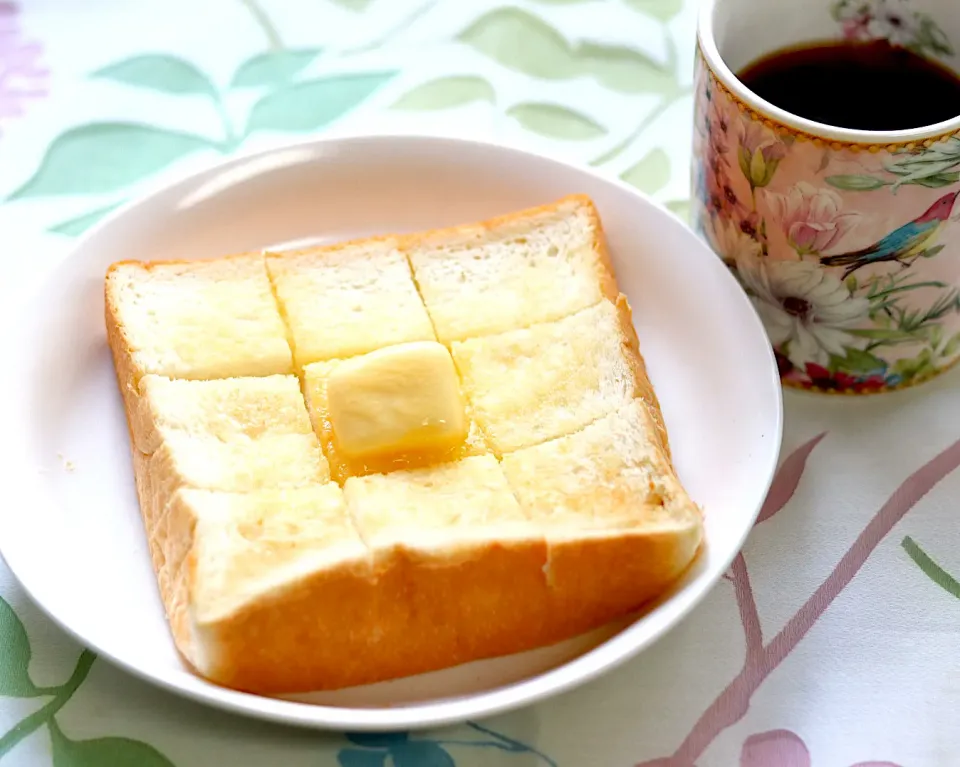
xmin=0 ymin=132 xmax=784 ymax=732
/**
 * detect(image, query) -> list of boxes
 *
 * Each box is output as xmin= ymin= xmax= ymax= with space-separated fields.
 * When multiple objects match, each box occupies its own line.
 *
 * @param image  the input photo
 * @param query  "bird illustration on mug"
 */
xmin=820 ymin=190 xmax=959 ymax=279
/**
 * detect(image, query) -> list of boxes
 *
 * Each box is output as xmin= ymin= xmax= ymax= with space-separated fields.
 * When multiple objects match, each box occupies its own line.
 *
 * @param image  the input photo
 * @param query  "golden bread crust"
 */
xmin=106 ymin=194 xmax=703 ymax=694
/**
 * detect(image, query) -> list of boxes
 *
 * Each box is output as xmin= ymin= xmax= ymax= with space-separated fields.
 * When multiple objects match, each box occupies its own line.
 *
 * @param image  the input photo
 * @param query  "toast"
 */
xmin=105 ymin=194 xmax=703 ymax=694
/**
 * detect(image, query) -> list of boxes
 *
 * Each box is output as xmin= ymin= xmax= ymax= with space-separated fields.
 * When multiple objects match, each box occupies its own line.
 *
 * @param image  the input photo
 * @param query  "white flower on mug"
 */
xmin=765 ymin=182 xmax=860 ymax=256
xmin=833 ymin=0 xmax=919 ymax=45
xmin=738 ymin=122 xmax=787 ymax=189
xmin=734 ymin=251 xmax=869 ymax=365
xmin=867 ymin=0 xmax=919 ymax=45
xmin=706 ymin=215 xmax=761 ymax=266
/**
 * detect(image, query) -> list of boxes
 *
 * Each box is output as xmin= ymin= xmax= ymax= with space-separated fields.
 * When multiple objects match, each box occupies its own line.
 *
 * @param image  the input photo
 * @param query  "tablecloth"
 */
xmin=2 ymin=0 xmax=960 ymax=764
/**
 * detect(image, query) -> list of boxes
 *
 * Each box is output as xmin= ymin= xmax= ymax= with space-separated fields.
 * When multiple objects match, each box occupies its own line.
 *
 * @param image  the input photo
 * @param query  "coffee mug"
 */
xmin=693 ymin=0 xmax=960 ymax=394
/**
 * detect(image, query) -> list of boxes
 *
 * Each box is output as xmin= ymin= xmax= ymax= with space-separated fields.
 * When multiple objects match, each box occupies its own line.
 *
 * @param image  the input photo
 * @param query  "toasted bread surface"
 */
xmin=502 ymin=399 xmax=702 ymax=634
xmin=266 ymin=238 xmax=435 ymax=368
xmin=451 ymin=298 xmax=642 ymax=455
xmin=130 ymin=374 xmax=312 ymax=455
xmin=105 ymin=254 xmax=292 ymax=387
xmin=406 ymin=195 xmax=618 ymax=342
xmin=107 ymin=194 xmax=703 ymax=694
xmin=161 ymin=485 xmax=370 ymax=685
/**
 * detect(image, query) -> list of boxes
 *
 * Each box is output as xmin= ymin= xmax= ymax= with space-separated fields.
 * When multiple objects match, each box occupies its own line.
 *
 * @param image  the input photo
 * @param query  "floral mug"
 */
xmin=693 ymin=0 xmax=960 ymax=393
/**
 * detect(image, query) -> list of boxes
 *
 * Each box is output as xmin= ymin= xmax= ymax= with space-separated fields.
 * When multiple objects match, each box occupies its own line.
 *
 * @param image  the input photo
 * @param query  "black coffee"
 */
xmin=737 ymin=40 xmax=960 ymax=131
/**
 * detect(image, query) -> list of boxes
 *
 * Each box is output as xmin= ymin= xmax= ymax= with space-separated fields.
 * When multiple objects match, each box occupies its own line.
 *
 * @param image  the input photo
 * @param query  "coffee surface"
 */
xmin=737 ymin=40 xmax=960 ymax=131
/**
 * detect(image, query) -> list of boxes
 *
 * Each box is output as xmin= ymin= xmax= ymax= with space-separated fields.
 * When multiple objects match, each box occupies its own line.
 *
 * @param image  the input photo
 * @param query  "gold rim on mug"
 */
xmin=695 ymin=0 xmax=960 ymax=148
xmin=693 ymin=0 xmax=960 ymax=395
xmin=695 ymin=40 xmax=960 ymax=151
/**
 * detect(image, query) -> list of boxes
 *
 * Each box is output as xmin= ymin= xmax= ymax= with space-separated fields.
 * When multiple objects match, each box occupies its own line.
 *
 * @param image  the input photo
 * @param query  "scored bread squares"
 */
xmin=452 ymin=295 xmax=658 ymax=455
xmin=407 ymin=195 xmax=670 ymax=457
xmin=105 ymin=254 xmax=294 ymax=438
xmin=104 ymin=193 xmax=699 ymax=695
xmin=133 ymin=375 xmax=328 ymax=520
xmin=342 ymin=455 xmax=554 ymax=679
xmin=265 ymin=237 xmax=436 ymax=369
xmin=160 ymin=485 xmax=383 ymax=693
xmin=406 ymin=195 xmax=618 ymax=343
xmin=502 ymin=399 xmax=703 ymax=638
xmin=126 ymin=374 xmax=334 ymax=669
xmin=128 ymin=374 xmax=327 ymax=524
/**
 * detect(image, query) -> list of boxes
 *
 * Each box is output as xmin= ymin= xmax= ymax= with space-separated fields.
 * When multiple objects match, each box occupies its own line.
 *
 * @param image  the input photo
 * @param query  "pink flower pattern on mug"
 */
xmin=831 ymin=0 xmax=952 ymax=55
xmin=765 ymin=182 xmax=860 ymax=256
xmin=0 ymin=2 xmax=49 ymax=131
xmin=738 ymin=122 xmax=787 ymax=189
xmin=692 ymin=27 xmax=960 ymax=394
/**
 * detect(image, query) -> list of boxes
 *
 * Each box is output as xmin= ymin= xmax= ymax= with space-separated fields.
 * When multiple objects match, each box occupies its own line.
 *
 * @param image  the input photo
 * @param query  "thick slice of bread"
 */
xmin=126 ymin=375 xmax=330 ymax=631
xmin=107 ymin=194 xmax=704 ymax=695
xmin=139 ymin=433 xmax=328 ymax=527
xmin=341 ymin=455 xmax=554 ymax=680
xmin=156 ymin=485 xmax=374 ymax=690
xmin=105 ymin=255 xmax=293 ymax=422
xmin=266 ymin=238 xmax=436 ymax=368
xmin=406 ymin=195 xmax=618 ymax=342
xmin=302 ymin=358 xmax=489 ymax=482
xmin=130 ymin=374 xmax=314 ymax=454
xmin=452 ymin=297 xmax=643 ymax=455
xmin=501 ymin=399 xmax=702 ymax=634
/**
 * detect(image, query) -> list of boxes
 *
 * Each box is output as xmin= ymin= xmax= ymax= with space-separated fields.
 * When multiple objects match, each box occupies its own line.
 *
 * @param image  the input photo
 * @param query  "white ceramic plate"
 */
xmin=0 ymin=135 xmax=782 ymax=732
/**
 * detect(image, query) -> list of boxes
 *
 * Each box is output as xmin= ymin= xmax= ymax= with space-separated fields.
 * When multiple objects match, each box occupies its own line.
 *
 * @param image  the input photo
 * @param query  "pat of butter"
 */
xmin=326 ymin=341 xmax=468 ymax=460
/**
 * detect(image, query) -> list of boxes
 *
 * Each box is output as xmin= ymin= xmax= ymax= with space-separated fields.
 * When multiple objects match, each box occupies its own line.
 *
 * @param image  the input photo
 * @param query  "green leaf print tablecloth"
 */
xmin=2 ymin=1 xmax=960 ymax=764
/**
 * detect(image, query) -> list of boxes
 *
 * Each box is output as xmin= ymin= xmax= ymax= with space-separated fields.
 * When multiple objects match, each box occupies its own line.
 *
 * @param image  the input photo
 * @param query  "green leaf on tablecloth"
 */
xmin=390 ymin=741 xmax=455 ymax=767
xmin=48 ymin=202 xmax=124 ymax=237
xmin=579 ymin=43 xmax=676 ymax=94
xmin=507 ymin=103 xmax=606 ymax=140
xmin=902 ymin=536 xmax=960 ymax=599
xmin=0 ymin=596 xmax=41 ymax=697
xmin=620 ymin=148 xmax=671 ymax=194
xmin=665 ymin=199 xmax=690 ymax=221
xmin=244 ymin=72 xmax=396 ymax=136
xmin=329 ymin=0 xmax=375 ymax=9
xmin=230 ymin=49 xmax=323 ymax=88
xmin=460 ymin=9 xmax=579 ymax=79
xmin=623 ymin=0 xmax=684 ymax=21
xmin=8 ymin=124 xmax=217 ymax=199
xmin=338 ymin=750 xmax=387 ymax=767
xmin=91 ymin=54 xmax=216 ymax=97
xmin=391 ymin=76 xmax=495 ymax=110
xmin=346 ymin=733 xmax=409 ymax=747
xmin=48 ymin=718 xmax=175 ymax=767
xmin=459 ymin=9 xmax=675 ymax=93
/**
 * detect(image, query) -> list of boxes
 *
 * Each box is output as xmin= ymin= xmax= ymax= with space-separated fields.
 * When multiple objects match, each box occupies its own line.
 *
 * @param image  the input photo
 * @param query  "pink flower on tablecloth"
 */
xmin=0 ymin=2 xmax=49 ymax=130
xmin=739 ymin=729 xmax=903 ymax=767
xmin=741 ymin=730 xmax=810 ymax=767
